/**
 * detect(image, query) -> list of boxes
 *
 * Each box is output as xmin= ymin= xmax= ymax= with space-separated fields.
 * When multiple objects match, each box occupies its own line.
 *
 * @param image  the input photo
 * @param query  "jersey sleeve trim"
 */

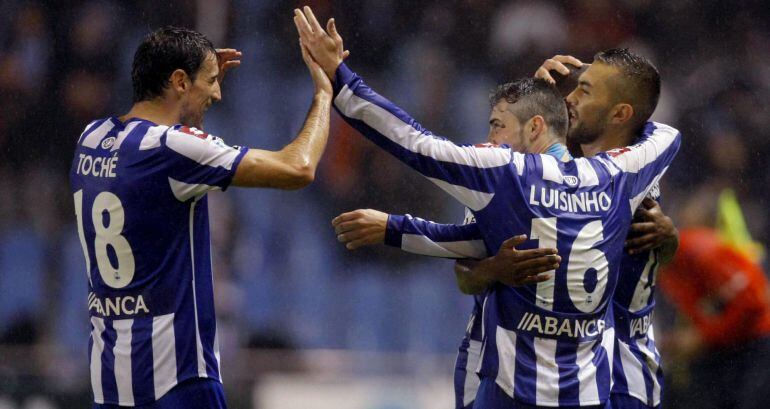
xmin=333 ymin=63 xmax=512 ymax=211
xmin=385 ymin=214 xmax=487 ymax=259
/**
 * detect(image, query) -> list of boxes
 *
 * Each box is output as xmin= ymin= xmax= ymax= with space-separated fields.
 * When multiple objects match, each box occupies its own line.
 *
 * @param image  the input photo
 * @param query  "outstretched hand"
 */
xmin=293 ymin=6 xmax=349 ymax=80
xmin=215 ymin=48 xmax=242 ymax=84
xmin=332 ymin=209 xmax=388 ymax=250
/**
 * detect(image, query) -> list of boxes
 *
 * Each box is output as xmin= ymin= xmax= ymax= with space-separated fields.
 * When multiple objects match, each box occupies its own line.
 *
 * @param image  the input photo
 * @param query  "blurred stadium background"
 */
xmin=0 ymin=0 xmax=768 ymax=408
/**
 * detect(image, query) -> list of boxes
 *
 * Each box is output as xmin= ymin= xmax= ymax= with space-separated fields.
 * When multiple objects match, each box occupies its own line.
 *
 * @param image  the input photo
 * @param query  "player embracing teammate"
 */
xmin=294 ymin=5 xmax=679 ymax=409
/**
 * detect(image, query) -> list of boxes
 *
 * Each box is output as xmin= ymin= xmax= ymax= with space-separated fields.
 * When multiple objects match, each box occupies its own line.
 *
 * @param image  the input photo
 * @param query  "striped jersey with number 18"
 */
xmin=70 ymin=117 xmax=248 ymax=406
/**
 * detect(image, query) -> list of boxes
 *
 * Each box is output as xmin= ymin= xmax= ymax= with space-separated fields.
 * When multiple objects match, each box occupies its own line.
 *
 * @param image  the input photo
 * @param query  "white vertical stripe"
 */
xmin=534 ymin=338 xmax=560 ymax=404
xmin=90 ymin=317 xmax=106 ymax=403
xmin=111 ymin=121 xmax=141 ymax=152
xmin=576 ymin=339 xmax=601 ymax=405
xmin=575 ymin=158 xmax=599 ymax=187
xmin=494 ymin=326 xmax=517 ymax=398
xmin=189 ymin=201 xmax=208 ymax=378
xmin=139 ymin=125 xmax=170 ymax=150
xmin=112 ymin=319 xmax=134 ymax=405
xmin=463 ymin=339 xmax=483 ymax=407
xmin=602 ymin=327 xmax=615 ymax=390
xmin=213 ymin=327 xmax=222 ymax=380
xmin=618 ymin=340 xmax=646 ymax=401
xmin=629 ymin=167 xmax=668 ymax=215
xmin=511 ymin=152 xmax=525 ymax=176
xmin=78 ymin=120 xmax=98 ymax=143
xmin=152 ymin=313 xmax=177 ymax=399
xmin=82 ymin=120 xmax=116 ymax=148
xmin=540 ymin=154 xmax=564 ymax=184
xmin=636 ymin=336 xmax=662 ymax=405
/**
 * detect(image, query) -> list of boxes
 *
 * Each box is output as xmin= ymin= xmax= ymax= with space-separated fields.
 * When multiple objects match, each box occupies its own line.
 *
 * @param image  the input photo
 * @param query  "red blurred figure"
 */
xmin=659 ymin=227 xmax=770 ymax=409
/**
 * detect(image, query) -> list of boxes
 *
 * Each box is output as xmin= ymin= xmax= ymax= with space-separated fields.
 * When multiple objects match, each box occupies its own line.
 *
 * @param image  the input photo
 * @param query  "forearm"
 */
xmin=385 ymin=215 xmax=487 ymax=259
xmin=280 ymin=92 xmax=332 ymax=179
xmin=455 ymin=260 xmax=492 ymax=295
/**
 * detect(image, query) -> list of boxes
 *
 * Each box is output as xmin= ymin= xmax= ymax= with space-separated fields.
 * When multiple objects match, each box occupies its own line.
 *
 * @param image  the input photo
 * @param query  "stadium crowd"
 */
xmin=0 ymin=0 xmax=768 ymax=407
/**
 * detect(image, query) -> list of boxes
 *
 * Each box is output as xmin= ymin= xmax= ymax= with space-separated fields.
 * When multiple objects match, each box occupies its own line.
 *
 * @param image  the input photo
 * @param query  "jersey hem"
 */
xmin=93 ymin=374 xmax=222 ymax=407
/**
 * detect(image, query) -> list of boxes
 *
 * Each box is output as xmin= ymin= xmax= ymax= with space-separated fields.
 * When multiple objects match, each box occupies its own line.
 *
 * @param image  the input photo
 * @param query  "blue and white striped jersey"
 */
xmin=69 ymin=117 xmax=248 ymax=406
xmin=385 ymin=145 xmax=570 ymax=409
xmin=385 ymin=188 xmax=665 ymax=408
xmin=332 ymin=63 xmax=680 ymax=407
xmin=611 ymin=184 xmax=664 ymax=407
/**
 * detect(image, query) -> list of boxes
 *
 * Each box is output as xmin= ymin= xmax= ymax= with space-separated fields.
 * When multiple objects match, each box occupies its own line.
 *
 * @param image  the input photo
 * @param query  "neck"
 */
xmin=530 ymin=134 xmax=560 ymax=155
xmin=120 ymin=98 xmax=181 ymax=126
xmin=580 ymin=127 xmax=635 ymax=158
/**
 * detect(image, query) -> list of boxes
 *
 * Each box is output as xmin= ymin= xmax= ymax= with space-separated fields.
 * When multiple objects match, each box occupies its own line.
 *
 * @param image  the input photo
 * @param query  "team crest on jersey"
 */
xmin=179 ymin=126 xmax=209 ymax=140
xmin=101 ymin=136 xmax=116 ymax=150
xmin=563 ymin=175 xmax=579 ymax=187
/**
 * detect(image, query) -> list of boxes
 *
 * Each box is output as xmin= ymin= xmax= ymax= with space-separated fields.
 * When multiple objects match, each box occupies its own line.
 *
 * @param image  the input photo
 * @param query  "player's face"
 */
xmin=180 ymin=52 xmax=221 ymax=129
xmin=488 ymin=100 xmax=526 ymax=151
xmin=565 ymin=63 xmax=617 ymax=145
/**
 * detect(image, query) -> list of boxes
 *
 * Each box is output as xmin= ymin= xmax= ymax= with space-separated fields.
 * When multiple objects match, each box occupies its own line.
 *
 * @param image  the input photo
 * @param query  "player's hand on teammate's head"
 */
xmin=625 ymin=198 xmax=677 ymax=254
xmin=534 ymin=55 xmax=584 ymax=84
xmin=215 ymin=48 xmax=242 ymax=84
xmin=331 ymin=209 xmax=388 ymax=250
xmin=293 ymin=6 xmax=348 ymax=80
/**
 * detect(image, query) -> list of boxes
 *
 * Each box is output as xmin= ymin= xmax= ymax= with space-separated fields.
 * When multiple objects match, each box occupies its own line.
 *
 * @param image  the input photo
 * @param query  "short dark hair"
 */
xmin=594 ymin=48 xmax=661 ymax=131
xmin=490 ymin=78 xmax=568 ymax=138
xmin=131 ymin=26 xmax=216 ymax=103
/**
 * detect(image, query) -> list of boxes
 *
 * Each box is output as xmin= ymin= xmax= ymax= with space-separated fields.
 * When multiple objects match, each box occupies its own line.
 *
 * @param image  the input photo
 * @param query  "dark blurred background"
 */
xmin=0 ymin=0 xmax=768 ymax=408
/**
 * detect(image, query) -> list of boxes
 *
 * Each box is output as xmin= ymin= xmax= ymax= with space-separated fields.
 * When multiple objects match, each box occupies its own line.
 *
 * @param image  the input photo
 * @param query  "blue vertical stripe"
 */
xmin=556 ymin=341 xmax=579 ymax=405
xmin=130 ymin=317 xmax=155 ymax=404
xmin=514 ymin=335 xmax=537 ymax=402
xmin=100 ymin=321 xmax=119 ymax=403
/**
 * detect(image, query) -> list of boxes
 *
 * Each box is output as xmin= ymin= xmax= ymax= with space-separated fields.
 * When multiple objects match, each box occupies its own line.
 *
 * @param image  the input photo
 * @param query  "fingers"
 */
xmin=628 ymin=221 xmax=656 ymax=234
xmin=336 ymin=225 xmax=380 ymax=243
xmin=507 ymin=255 xmax=561 ymax=275
xmin=518 ymin=274 xmax=552 ymax=285
xmin=513 ymin=247 xmax=559 ymax=260
xmin=552 ymin=55 xmax=583 ymax=67
xmin=342 ymin=50 xmax=350 ymax=59
xmin=331 ymin=210 xmax=360 ymax=227
xmin=534 ymin=66 xmax=556 ymax=84
xmin=303 ymin=6 xmax=325 ymax=34
xmin=542 ymin=58 xmax=571 ymax=75
xmin=299 ymin=41 xmax=313 ymax=65
xmin=293 ymin=9 xmax=313 ymax=38
xmin=625 ymin=234 xmax=661 ymax=253
xmin=500 ymin=234 xmax=528 ymax=249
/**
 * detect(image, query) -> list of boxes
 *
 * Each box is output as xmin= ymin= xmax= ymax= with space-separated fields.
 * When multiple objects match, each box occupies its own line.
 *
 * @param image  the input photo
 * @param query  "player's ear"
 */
xmin=529 ymin=115 xmax=546 ymax=140
xmin=169 ymin=69 xmax=191 ymax=95
xmin=610 ymin=103 xmax=634 ymax=125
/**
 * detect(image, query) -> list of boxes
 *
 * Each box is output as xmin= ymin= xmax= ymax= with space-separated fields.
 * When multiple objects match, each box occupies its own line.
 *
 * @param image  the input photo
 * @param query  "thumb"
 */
xmin=501 ymin=235 xmax=527 ymax=250
xmin=342 ymin=50 xmax=350 ymax=60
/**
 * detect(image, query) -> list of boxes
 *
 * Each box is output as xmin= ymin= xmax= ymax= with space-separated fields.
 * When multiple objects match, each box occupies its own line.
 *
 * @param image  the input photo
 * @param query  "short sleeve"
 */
xmin=162 ymin=126 xmax=249 ymax=201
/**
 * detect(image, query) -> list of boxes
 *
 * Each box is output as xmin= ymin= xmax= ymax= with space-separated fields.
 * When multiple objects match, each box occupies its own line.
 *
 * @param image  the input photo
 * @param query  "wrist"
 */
xmin=313 ymin=90 xmax=333 ymax=101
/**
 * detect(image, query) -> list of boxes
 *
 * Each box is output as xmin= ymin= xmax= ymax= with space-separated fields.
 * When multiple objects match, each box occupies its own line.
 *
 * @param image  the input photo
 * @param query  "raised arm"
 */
xmin=230 ymin=35 xmax=331 ymax=189
xmin=295 ymin=6 xmax=513 ymax=211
